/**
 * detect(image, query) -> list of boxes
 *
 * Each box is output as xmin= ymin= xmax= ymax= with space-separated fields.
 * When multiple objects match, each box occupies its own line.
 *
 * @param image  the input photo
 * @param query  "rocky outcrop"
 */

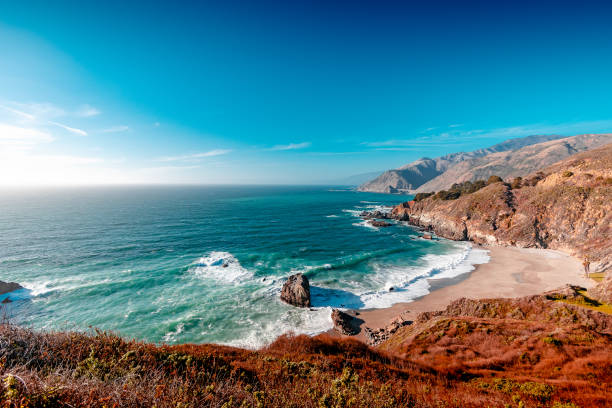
xmin=412 ymin=287 xmax=612 ymax=333
xmin=280 ymin=273 xmax=311 ymax=308
xmin=391 ymin=142 xmax=612 ymax=273
xmin=359 ymin=210 xmax=390 ymax=219
xmin=358 ymin=134 xmax=570 ymax=193
xmin=589 ymin=273 xmax=612 ymax=304
xmin=0 ymin=281 xmax=22 ymax=295
xmin=363 ymin=315 xmax=412 ymax=346
xmin=331 ymin=309 xmax=359 ymax=335
xmin=369 ymin=220 xmax=392 ymax=227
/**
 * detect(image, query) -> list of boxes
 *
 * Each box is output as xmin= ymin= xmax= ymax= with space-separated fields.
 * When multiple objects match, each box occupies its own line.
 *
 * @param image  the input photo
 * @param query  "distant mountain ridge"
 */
xmin=357 ymin=134 xmax=610 ymax=193
xmin=415 ymin=133 xmax=612 ymax=193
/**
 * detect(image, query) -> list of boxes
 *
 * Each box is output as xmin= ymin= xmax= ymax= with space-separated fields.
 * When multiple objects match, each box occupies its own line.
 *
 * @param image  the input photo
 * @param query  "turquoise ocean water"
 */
xmin=0 ymin=186 xmax=488 ymax=348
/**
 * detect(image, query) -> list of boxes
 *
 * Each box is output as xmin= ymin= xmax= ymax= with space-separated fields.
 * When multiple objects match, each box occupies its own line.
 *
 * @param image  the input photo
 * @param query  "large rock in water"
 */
xmin=0 ymin=281 xmax=22 ymax=295
xmin=280 ymin=273 xmax=311 ymax=307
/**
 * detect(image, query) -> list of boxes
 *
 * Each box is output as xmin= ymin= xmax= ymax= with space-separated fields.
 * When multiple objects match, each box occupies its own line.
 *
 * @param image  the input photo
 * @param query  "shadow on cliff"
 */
xmin=310 ymin=286 xmax=365 ymax=309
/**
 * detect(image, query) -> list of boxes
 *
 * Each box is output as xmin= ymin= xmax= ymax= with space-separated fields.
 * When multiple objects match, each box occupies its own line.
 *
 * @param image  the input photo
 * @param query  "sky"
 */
xmin=1 ymin=0 xmax=612 ymax=186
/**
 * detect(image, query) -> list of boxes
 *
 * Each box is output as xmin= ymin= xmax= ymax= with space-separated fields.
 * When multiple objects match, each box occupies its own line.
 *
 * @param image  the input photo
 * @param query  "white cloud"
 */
xmin=76 ymin=104 xmax=101 ymax=117
xmin=101 ymin=125 xmax=129 ymax=133
xmin=0 ymin=105 xmax=36 ymax=121
xmin=0 ymin=123 xmax=54 ymax=147
xmin=49 ymin=121 xmax=88 ymax=136
xmin=158 ymin=149 xmax=232 ymax=162
xmin=269 ymin=142 xmax=311 ymax=151
xmin=14 ymin=102 xmax=65 ymax=118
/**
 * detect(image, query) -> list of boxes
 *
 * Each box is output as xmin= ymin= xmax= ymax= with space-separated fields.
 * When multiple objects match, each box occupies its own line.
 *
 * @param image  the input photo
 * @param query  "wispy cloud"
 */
xmin=14 ymin=102 xmax=65 ymax=118
xmin=158 ymin=149 xmax=232 ymax=162
xmin=49 ymin=121 xmax=88 ymax=136
xmin=269 ymin=142 xmax=311 ymax=151
xmin=76 ymin=104 xmax=101 ymax=117
xmin=101 ymin=125 xmax=129 ymax=133
xmin=364 ymin=120 xmax=612 ymax=148
xmin=0 ymin=123 xmax=55 ymax=147
xmin=0 ymin=105 xmax=36 ymax=121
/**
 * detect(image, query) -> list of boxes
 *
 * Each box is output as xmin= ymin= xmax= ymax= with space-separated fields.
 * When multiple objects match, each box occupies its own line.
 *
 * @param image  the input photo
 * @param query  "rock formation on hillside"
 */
xmin=589 ymin=273 xmax=612 ymax=304
xmin=358 ymin=133 xmax=610 ymax=194
xmin=0 ymin=281 xmax=22 ymax=295
xmin=331 ymin=309 xmax=359 ymax=335
xmin=391 ymin=143 xmax=612 ymax=273
xmin=280 ymin=273 xmax=311 ymax=307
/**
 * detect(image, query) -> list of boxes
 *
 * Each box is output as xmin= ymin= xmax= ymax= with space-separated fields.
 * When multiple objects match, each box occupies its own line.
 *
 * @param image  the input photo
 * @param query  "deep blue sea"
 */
xmin=0 ymin=186 xmax=488 ymax=348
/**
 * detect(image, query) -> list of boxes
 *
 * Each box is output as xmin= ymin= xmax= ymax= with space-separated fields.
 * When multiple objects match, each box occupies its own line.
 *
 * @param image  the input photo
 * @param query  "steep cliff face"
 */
xmin=392 ymin=143 xmax=612 ymax=273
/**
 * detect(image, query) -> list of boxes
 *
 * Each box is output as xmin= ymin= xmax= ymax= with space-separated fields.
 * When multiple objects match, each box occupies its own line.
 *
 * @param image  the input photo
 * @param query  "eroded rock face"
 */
xmin=589 ymin=273 xmax=612 ymax=304
xmin=280 ymin=273 xmax=311 ymax=308
xmin=363 ymin=316 xmax=412 ymax=346
xmin=390 ymin=143 xmax=612 ymax=273
xmin=331 ymin=309 xmax=358 ymax=335
xmin=0 ymin=281 xmax=22 ymax=296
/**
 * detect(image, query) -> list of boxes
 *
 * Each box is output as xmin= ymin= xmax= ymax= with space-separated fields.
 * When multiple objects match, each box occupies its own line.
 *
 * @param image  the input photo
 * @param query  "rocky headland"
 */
xmin=390 ymin=142 xmax=612 ymax=274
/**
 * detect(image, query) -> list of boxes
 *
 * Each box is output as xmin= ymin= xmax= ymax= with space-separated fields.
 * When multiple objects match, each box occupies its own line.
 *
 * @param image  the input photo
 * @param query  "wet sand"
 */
xmin=348 ymin=246 xmax=594 ymax=342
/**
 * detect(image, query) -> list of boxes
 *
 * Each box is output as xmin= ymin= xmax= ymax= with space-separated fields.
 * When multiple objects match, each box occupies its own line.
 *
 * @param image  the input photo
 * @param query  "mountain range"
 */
xmin=357 ymin=133 xmax=612 ymax=193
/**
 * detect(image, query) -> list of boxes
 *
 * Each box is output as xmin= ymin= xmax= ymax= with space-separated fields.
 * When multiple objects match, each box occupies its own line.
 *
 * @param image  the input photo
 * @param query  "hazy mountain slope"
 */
xmin=332 ymin=170 xmax=384 ymax=186
xmin=357 ymin=134 xmax=566 ymax=193
xmin=416 ymin=133 xmax=612 ymax=193
xmin=392 ymin=142 xmax=612 ymax=273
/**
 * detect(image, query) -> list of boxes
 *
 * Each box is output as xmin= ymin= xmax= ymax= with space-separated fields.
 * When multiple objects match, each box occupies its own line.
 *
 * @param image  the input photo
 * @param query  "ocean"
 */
xmin=0 ymin=186 xmax=488 ymax=348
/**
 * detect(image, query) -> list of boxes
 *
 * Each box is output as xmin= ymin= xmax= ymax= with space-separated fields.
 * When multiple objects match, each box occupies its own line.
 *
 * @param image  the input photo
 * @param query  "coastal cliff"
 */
xmin=391 ymin=143 xmax=612 ymax=273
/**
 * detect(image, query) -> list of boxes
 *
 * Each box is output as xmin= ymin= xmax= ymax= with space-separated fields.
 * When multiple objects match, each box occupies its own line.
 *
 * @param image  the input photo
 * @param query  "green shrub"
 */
xmin=562 ymin=171 xmax=574 ymax=178
xmin=487 ymin=175 xmax=504 ymax=184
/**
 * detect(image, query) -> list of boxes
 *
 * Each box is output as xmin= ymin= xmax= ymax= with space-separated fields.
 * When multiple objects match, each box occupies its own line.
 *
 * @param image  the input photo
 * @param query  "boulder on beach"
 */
xmin=280 ymin=273 xmax=311 ymax=307
xmin=0 ymin=281 xmax=23 ymax=296
xmin=331 ymin=309 xmax=359 ymax=335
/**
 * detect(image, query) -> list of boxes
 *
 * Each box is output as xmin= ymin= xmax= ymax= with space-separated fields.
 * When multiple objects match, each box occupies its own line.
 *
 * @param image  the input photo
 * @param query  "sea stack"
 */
xmin=280 ymin=273 xmax=311 ymax=307
xmin=0 ymin=281 xmax=23 ymax=295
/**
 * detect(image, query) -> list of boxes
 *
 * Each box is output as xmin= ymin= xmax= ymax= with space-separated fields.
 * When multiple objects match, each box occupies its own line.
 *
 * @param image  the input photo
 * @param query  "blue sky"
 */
xmin=1 ymin=0 xmax=612 ymax=185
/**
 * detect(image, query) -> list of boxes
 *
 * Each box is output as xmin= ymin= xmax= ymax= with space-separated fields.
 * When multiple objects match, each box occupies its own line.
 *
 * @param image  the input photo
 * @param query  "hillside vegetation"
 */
xmin=1 ymin=282 xmax=611 ymax=407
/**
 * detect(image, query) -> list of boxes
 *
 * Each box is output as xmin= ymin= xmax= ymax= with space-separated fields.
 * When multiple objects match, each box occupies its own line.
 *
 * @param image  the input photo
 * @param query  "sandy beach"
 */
xmin=350 ymin=245 xmax=595 ymax=342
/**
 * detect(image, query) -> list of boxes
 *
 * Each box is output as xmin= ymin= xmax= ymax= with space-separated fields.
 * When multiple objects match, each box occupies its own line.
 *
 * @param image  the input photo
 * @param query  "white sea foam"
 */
xmin=325 ymin=214 xmax=339 ymax=218
xmin=352 ymin=220 xmax=379 ymax=230
xmin=190 ymin=251 xmax=252 ymax=284
xmin=162 ymin=323 xmax=185 ymax=343
xmin=224 ymin=306 xmax=334 ymax=349
xmin=358 ymin=243 xmax=490 ymax=309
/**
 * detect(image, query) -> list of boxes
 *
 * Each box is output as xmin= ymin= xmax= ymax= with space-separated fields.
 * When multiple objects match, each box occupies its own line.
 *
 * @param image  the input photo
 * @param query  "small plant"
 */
xmin=487 ymin=175 xmax=504 ymax=184
xmin=562 ymin=171 xmax=574 ymax=177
